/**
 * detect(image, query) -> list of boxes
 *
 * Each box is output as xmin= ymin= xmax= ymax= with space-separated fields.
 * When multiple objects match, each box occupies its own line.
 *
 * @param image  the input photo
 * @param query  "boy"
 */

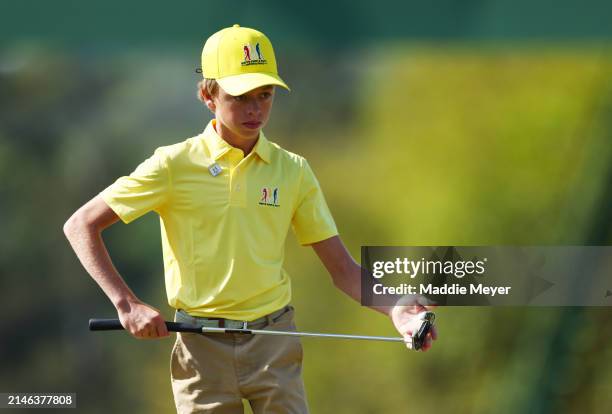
xmin=63 ymin=24 xmax=436 ymax=413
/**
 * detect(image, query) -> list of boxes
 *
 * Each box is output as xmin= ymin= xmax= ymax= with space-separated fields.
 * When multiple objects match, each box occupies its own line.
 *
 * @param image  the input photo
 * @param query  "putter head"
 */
xmin=411 ymin=311 xmax=435 ymax=351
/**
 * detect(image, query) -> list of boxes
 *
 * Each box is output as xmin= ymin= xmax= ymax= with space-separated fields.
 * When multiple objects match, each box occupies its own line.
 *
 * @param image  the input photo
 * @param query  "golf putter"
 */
xmin=410 ymin=311 xmax=436 ymax=350
xmin=89 ymin=311 xmax=436 ymax=350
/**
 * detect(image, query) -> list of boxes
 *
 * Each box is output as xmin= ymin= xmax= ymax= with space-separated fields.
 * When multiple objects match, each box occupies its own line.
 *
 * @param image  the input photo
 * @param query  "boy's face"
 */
xmin=207 ymin=84 xmax=275 ymax=142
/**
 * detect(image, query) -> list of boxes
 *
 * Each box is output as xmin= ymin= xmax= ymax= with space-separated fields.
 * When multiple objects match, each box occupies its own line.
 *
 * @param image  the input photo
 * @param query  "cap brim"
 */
xmin=216 ymin=73 xmax=290 ymax=96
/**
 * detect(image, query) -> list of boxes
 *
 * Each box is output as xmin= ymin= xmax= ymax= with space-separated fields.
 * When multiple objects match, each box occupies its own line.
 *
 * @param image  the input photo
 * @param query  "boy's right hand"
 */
xmin=116 ymin=298 xmax=169 ymax=339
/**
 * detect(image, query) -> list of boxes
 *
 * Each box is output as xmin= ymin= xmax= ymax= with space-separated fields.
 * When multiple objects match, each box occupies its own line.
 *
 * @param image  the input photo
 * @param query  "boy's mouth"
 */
xmin=242 ymin=121 xmax=262 ymax=129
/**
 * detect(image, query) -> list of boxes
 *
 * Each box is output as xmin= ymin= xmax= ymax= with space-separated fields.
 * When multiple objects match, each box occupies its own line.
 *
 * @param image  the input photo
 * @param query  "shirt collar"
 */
xmin=202 ymin=119 xmax=272 ymax=164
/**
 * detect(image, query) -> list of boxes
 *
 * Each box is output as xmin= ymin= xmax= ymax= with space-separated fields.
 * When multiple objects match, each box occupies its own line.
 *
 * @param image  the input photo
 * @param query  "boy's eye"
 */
xmin=260 ymin=92 xmax=271 ymax=99
xmin=233 ymin=95 xmax=245 ymax=101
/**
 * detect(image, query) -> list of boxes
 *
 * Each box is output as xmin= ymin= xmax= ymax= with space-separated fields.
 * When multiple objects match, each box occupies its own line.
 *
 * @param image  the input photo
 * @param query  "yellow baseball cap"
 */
xmin=201 ymin=24 xmax=290 ymax=96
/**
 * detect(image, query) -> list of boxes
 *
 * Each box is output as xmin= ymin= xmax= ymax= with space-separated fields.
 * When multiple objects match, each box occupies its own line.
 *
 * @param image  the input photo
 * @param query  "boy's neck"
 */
xmin=214 ymin=119 xmax=258 ymax=156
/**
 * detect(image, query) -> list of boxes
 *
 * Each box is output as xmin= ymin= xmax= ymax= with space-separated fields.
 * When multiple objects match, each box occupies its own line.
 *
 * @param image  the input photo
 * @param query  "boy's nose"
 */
xmin=247 ymin=99 xmax=261 ymax=115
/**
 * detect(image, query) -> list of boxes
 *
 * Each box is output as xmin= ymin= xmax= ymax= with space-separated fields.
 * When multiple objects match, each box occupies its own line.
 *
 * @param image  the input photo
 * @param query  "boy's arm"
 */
xmin=311 ymin=235 xmax=437 ymax=351
xmin=63 ymin=194 xmax=169 ymax=339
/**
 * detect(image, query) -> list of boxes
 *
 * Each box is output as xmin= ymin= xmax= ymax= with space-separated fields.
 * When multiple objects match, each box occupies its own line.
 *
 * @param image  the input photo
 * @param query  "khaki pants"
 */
xmin=170 ymin=306 xmax=309 ymax=414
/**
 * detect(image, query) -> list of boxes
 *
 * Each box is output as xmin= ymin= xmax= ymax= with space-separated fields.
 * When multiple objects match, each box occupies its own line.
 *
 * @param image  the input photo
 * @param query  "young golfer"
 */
xmin=64 ymin=24 xmax=437 ymax=413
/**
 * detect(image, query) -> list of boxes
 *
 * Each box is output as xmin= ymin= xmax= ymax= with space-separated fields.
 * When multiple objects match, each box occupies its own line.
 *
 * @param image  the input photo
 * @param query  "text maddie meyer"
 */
xmin=371 ymin=257 xmax=488 ymax=279
xmin=373 ymin=282 xmax=511 ymax=297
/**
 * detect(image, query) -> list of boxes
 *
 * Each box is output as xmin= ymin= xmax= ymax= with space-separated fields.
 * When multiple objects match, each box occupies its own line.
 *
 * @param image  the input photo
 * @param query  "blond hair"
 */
xmin=197 ymin=78 xmax=219 ymax=102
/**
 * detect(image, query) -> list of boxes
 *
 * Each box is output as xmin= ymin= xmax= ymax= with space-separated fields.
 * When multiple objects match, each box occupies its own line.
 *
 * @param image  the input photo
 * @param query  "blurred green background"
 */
xmin=1 ymin=1 xmax=611 ymax=413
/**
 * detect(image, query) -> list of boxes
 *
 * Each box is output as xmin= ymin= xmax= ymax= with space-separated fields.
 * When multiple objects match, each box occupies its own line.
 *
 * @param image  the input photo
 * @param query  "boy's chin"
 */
xmin=239 ymin=126 xmax=263 ymax=139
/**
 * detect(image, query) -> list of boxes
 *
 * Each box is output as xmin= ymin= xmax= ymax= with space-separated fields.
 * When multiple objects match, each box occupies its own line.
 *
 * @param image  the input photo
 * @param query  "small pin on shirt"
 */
xmin=209 ymin=163 xmax=222 ymax=177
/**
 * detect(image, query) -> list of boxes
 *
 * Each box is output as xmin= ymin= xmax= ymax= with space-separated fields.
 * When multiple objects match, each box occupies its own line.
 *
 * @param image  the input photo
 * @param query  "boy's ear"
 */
xmin=200 ymin=85 xmax=216 ymax=113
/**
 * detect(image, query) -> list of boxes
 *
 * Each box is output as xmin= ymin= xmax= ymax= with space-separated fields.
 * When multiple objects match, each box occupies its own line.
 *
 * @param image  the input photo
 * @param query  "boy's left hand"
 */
xmin=390 ymin=296 xmax=438 ymax=351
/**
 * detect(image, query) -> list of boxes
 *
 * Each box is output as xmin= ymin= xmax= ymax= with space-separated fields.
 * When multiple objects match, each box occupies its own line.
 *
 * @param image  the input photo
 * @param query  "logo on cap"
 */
xmin=242 ymin=43 xmax=267 ymax=66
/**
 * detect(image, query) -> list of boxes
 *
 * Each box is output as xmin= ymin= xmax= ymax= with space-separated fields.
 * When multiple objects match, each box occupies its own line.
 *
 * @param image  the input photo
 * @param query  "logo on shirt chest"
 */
xmin=259 ymin=187 xmax=280 ymax=207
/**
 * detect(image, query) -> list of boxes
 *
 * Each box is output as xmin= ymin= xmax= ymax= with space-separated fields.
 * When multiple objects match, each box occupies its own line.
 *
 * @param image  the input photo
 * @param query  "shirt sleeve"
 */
xmin=100 ymin=148 xmax=171 ymax=224
xmin=291 ymin=158 xmax=338 ymax=245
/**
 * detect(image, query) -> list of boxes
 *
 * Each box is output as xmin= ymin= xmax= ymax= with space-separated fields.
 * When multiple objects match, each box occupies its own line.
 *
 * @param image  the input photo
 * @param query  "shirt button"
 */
xmin=235 ymin=185 xmax=241 ymax=192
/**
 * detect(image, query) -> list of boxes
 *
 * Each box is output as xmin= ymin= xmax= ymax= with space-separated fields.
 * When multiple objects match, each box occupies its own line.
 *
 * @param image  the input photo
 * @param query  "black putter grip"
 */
xmin=88 ymin=319 xmax=202 ymax=333
xmin=89 ymin=318 xmax=124 ymax=331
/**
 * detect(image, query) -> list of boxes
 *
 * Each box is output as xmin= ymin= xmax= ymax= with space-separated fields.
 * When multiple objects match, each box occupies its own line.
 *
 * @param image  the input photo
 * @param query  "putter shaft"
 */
xmin=200 ymin=326 xmax=406 ymax=343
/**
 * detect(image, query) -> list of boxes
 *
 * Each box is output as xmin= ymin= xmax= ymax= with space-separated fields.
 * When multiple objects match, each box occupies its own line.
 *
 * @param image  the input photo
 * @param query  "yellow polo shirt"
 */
xmin=100 ymin=119 xmax=338 ymax=320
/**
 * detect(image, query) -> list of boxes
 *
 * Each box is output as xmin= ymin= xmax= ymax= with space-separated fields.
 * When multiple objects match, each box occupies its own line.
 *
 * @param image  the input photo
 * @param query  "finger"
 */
xmin=156 ymin=322 xmax=169 ymax=338
xmin=403 ymin=336 xmax=413 ymax=350
xmin=423 ymin=334 xmax=433 ymax=351
xmin=400 ymin=324 xmax=413 ymax=337
xmin=430 ymin=325 xmax=438 ymax=340
xmin=141 ymin=324 xmax=154 ymax=339
xmin=412 ymin=305 xmax=426 ymax=314
xmin=418 ymin=338 xmax=430 ymax=352
xmin=128 ymin=325 xmax=145 ymax=339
